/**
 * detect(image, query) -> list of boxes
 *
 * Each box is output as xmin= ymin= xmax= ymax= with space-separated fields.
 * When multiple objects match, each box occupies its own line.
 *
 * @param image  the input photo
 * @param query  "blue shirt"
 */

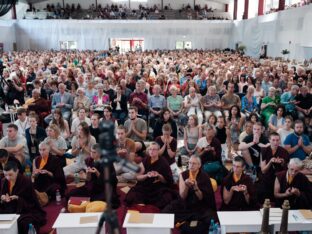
xmin=284 ymin=133 xmax=310 ymax=160
xmin=280 ymin=91 xmax=296 ymax=112
xmin=148 ymin=94 xmax=166 ymax=109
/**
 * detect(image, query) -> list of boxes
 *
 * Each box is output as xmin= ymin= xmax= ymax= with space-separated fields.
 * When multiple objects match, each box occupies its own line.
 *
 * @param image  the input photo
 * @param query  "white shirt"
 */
xmin=196 ymin=136 xmax=210 ymax=149
xmin=14 ymin=117 xmax=31 ymax=137
xmin=71 ymin=117 xmax=91 ymax=135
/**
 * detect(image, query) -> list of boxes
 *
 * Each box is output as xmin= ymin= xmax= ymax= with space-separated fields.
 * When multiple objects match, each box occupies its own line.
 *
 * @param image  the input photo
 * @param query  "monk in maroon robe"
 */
xmin=258 ymin=132 xmax=289 ymax=203
xmin=221 ymin=156 xmax=256 ymax=211
xmin=125 ymin=142 xmax=177 ymax=209
xmin=33 ymin=142 xmax=66 ymax=198
xmin=0 ymin=161 xmax=46 ymax=233
xmin=162 ymin=155 xmax=216 ymax=234
xmin=66 ymin=144 xmax=120 ymax=208
xmin=274 ymin=158 xmax=312 ymax=209
xmin=0 ymin=149 xmax=23 ymax=178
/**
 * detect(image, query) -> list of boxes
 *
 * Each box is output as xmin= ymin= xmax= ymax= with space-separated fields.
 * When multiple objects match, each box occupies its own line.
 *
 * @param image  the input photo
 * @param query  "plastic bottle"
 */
xmin=208 ymin=219 xmax=215 ymax=234
xmin=56 ymin=189 xmax=61 ymax=205
xmin=74 ymin=173 xmax=80 ymax=184
xmin=214 ymin=222 xmax=221 ymax=234
xmin=28 ymin=223 xmax=36 ymax=234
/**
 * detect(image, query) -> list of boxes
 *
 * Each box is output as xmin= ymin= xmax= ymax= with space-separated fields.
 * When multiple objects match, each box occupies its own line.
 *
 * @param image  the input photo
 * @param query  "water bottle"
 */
xmin=177 ymin=155 xmax=182 ymax=168
xmin=74 ymin=173 xmax=80 ymax=184
xmin=214 ymin=222 xmax=221 ymax=234
xmin=208 ymin=219 xmax=215 ymax=234
xmin=28 ymin=223 xmax=36 ymax=234
xmin=56 ymin=189 xmax=61 ymax=205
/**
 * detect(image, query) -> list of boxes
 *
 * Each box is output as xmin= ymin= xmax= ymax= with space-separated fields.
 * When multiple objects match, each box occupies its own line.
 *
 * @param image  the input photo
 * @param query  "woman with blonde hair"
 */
xmin=43 ymin=124 xmax=67 ymax=167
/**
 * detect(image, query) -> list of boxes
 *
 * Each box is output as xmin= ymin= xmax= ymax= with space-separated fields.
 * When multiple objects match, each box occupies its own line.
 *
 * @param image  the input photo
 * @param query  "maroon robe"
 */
xmin=125 ymin=156 xmax=177 ymax=209
xmin=0 ymin=156 xmax=23 ymax=179
xmin=66 ymin=158 xmax=120 ymax=208
xmin=0 ymin=174 xmax=46 ymax=233
xmin=33 ymin=155 xmax=67 ymax=198
xmin=257 ymin=146 xmax=289 ymax=203
xmin=155 ymin=136 xmax=177 ymax=165
xmin=275 ymin=170 xmax=312 ymax=209
xmin=221 ymin=172 xmax=256 ymax=211
xmin=162 ymin=169 xmax=217 ymax=227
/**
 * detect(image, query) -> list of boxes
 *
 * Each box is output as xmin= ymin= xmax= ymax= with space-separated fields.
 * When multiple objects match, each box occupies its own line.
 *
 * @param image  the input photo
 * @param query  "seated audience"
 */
xmin=33 ymin=142 xmax=67 ymax=199
xmin=180 ymin=114 xmax=202 ymax=159
xmin=284 ymin=120 xmax=312 ymax=160
xmin=14 ymin=108 xmax=30 ymax=137
xmin=71 ymin=108 xmax=91 ymax=136
xmin=268 ymin=105 xmax=286 ymax=133
xmin=153 ymin=108 xmax=178 ymax=140
xmin=274 ymin=158 xmax=312 ymax=209
xmin=167 ymin=86 xmax=187 ymax=126
xmin=277 ymin=115 xmax=294 ymax=146
xmin=111 ymin=85 xmax=128 ymax=125
xmin=201 ymin=85 xmax=222 ymax=122
xmin=197 ymin=124 xmax=223 ymax=182
xmin=163 ymin=155 xmax=217 ymax=234
xmin=63 ymin=122 xmax=96 ymax=178
xmin=25 ymin=114 xmax=47 ymax=161
xmin=0 ymin=124 xmax=29 ymax=164
xmin=43 ymin=124 xmax=67 ymax=167
xmin=50 ymin=108 xmax=70 ymax=140
xmin=258 ymin=132 xmax=289 ymax=203
xmin=66 ymin=144 xmax=120 ymax=207
xmin=72 ymin=88 xmax=91 ymax=119
xmin=125 ymin=142 xmax=176 ymax=209
xmin=149 ymin=84 xmax=166 ymax=129
xmin=221 ymin=156 xmax=256 ymax=211
xmin=45 ymin=83 xmax=73 ymax=124
xmin=0 ymin=161 xmax=46 ymax=233
xmin=115 ymin=125 xmax=137 ymax=182
xmin=124 ymin=106 xmax=147 ymax=156
xmin=239 ymin=122 xmax=269 ymax=168
xmin=89 ymin=113 xmax=101 ymax=142
xmin=184 ymin=87 xmax=203 ymax=125
xmin=0 ymin=149 xmax=23 ymax=178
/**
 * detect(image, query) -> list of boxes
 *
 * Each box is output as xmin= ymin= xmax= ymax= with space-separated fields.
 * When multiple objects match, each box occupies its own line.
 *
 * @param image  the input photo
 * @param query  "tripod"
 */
xmin=96 ymin=120 xmax=140 ymax=234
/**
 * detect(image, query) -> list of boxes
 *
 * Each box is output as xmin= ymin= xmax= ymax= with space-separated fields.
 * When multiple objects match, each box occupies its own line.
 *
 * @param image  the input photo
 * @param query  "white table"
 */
xmin=123 ymin=213 xmax=174 ymax=234
xmin=217 ymin=211 xmax=262 ymax=234
xmin=0 ymin=214 xmax=19 ymax=234
xmin=271 ymin=210 xmax=312 ymax=233
xmin=53 ymin=213 xmax=105 ymax=234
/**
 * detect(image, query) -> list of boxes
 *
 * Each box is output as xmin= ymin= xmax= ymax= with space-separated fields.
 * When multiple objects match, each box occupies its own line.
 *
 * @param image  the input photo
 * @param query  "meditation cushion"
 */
xmin=210 ymin=178 xmax=218 ymax=192
xmin=68 ymin=201 xmax=90 ymax=213
xmin=85 ymin=201 xmax=107 ymax=213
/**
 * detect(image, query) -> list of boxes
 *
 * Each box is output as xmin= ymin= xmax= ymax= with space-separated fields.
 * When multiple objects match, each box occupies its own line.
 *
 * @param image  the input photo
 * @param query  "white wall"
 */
xmin=32 ymin=0 xmax=226 ymax=10
xmin=231 ymin=4 xmax=312 ymax=60
xmin=0 ymin=21 xmax=16 ymax=51
xmin=14 ymin=20 xmax=232 ymax=51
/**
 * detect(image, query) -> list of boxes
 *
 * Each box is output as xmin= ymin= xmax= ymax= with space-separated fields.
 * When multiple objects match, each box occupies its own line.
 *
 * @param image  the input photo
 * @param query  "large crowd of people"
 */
xmin=26 ymin=3 xmax=230 ymax=20
xmin=0 ymin=49 xmax=312 ymax=233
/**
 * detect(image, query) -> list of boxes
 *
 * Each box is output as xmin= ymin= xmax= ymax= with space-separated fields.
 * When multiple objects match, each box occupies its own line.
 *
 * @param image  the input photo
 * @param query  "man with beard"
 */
xmin=257 ymin=132 xmax=289 ymax=204
xmin=284 ymin=120 xmax=312 ymax=160
xmin=124 ymin=106 xmax=147 ymax=157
